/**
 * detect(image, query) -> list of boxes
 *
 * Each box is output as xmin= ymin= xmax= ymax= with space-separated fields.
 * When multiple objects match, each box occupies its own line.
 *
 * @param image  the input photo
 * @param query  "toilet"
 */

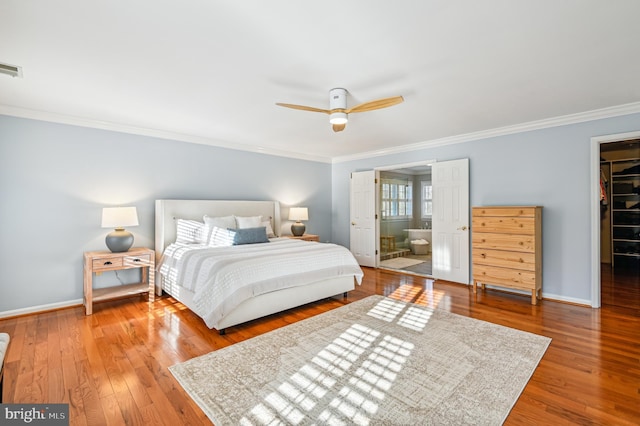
xmin=411 ymin=239 xmax=430 ymax=255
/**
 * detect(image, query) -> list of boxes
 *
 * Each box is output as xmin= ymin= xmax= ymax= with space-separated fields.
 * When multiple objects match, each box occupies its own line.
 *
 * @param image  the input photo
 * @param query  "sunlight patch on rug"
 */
xmin=170 ymin=295 xmax=551 ymax=425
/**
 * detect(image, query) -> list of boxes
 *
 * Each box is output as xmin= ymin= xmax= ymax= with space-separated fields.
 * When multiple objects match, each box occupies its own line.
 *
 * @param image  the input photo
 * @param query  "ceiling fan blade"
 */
xmin=275 ymin=103 xmax=330 ymax=114
xmin=332 ymin=123 xmax=346 ymax=132
xmin=346 ymin=96 xmax=404 ymax=114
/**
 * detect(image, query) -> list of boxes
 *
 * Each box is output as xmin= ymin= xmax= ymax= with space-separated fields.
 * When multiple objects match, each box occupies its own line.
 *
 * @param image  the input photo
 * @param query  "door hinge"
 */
xmin=374 ymin=178 xmax=378 ymax=184
xmin=375 ymin=249 xmax=378 ymax=255
xmin=375 ymin=213 xmax=378 ymax=220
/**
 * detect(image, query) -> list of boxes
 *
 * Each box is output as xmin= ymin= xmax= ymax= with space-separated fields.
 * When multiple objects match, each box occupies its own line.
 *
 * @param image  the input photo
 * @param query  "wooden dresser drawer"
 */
xmin=473 ymin=264 xmax=537 ymax=290
xmin=124 ymin=253 xmax=151 ymax=267
xmin=472 ymin=207 xmax=537 ymax=217
xmin=472 ymin=249 xmax=536 ymax=271
xmin=92 ymin=257 xmax=123 ymax=271
xmin=472 ymin=216 xmax=536 ymax=235
xmin=473 ymin=232 xmax=536 ymax=252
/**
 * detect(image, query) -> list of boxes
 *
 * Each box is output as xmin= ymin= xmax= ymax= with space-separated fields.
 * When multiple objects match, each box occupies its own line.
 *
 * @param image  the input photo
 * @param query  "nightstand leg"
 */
xmin=83 ymin=261 xmax=93 ymax=315
xmin=148 ymin=265 xmax=155 ymax=303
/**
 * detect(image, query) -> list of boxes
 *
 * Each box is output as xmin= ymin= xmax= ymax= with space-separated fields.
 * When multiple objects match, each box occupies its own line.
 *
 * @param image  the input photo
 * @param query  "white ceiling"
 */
xmin=2 ymin=1 xmax=640 ymax=162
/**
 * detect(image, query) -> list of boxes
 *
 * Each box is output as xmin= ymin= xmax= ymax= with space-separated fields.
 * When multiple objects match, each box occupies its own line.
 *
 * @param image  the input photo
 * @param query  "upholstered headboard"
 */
xmin=154 ymin=199 xmax=281 ymax=263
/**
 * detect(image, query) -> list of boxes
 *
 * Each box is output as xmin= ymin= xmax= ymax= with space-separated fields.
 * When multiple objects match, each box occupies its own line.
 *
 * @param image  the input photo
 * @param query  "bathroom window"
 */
xmin=421 ymin=181 xmax=432 ymax=218
xmin=381 ymin=179 xmax=412 ymax=218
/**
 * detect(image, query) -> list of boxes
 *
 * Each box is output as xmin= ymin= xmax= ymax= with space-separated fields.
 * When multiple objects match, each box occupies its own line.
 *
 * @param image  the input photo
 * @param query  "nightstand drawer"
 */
xmin=124 ymin=253 xmax=151 ymax=267
xmin=285 ymin=234 xmax=320 ymax=242
xmin=92 ymin=257 xmax=123 ymax=271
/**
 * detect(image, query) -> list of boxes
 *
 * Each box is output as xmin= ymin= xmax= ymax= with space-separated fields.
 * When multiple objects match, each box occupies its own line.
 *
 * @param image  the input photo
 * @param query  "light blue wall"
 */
xmin=0 ymin=115 xmax=332 ymax=313
xmin=332 ymin=112 xmax=640 ymax=304
xmin=2 ymin=112 xmax=639 ymax=313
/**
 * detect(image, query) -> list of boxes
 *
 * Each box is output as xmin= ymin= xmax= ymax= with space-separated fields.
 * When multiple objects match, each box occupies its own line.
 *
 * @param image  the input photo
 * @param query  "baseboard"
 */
xmin=539 ymin=292 xmax=592 ymax=307
xmin=0 ymin=299 xmax=83 ymax=320
xmin=481 ymin=285 xmax=592 ymax=307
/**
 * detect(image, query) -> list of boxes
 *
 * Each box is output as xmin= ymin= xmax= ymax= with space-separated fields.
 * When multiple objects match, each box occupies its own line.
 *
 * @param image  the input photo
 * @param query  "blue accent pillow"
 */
xmin=230 ymin=227 xmax=269 ymax=245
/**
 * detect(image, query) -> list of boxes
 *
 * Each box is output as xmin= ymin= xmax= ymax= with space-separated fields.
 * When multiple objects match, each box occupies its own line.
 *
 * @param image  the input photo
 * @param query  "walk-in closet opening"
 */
xmin=599 ymin=138 xmax=640 ymax=309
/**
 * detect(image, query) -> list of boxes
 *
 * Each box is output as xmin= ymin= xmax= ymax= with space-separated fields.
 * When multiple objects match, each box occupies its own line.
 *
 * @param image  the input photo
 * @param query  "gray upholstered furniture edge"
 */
xmin=0 ymin=333 xmax=9 ymax=402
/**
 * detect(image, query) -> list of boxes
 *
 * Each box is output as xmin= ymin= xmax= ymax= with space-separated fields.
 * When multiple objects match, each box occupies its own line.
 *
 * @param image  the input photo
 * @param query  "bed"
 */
xmin=155 ymin=199 xmax=363 ymax=334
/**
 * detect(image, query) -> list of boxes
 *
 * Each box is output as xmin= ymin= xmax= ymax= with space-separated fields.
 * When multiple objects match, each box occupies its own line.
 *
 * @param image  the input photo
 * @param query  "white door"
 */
xmin=350 ymin=170 xmax=378 ymax=267
xmin=432 ymin=158 xmax=470 ymax=284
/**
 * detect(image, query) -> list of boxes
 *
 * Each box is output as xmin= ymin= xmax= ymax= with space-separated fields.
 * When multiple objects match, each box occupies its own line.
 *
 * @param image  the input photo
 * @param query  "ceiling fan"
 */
xmin=276 ymin=88 xmax=404 ymax=132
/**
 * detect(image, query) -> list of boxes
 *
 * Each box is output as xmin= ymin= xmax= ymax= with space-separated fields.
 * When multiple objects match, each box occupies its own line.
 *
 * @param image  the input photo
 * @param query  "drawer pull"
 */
xmin=132 ymin=258 xmax=141 ymax=262
xmin=103 ymin=261 xmax=112 ymax=266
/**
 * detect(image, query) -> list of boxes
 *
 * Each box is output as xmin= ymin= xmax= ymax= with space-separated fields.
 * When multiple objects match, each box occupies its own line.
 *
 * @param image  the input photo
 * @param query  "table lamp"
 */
xmin=288 ymin=207 xmax=308 ymax=237
xmin=101 ymin=207 xmax=139 ymax=252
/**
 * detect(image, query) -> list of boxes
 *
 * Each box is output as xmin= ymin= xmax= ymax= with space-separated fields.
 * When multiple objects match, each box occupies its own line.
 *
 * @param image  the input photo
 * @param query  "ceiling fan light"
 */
xmin=329 ymin=112 xmax=348 ymax=125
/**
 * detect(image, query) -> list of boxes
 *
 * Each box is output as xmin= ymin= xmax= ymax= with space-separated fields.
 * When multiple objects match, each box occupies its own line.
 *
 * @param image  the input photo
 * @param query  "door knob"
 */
xmin=351 ymin=222 xmax=356 ymax=226
xmin=457 ymin=226 xmax=468 ymax=231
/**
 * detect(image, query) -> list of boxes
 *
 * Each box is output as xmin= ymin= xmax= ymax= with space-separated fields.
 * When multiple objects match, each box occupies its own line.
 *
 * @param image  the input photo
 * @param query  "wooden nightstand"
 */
xmin=286 ymin=234 xmax=320 ymax=242
xmin=83 ymin=247 xmax=155 ymax=315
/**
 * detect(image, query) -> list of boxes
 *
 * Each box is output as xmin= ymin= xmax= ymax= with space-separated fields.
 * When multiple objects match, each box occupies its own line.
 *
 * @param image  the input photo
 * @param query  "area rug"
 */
xmin=170 ymin=295 xmax=551 ymax=425
xmin=379 ymin=257 xmax=425 ymax=269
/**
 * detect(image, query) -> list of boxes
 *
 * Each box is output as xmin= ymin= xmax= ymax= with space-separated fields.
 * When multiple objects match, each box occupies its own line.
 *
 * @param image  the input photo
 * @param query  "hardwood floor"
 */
xmin=601 ymin=262 xmax=640 ymax=310
xmin=1 ymin=267 xmax=639 ymax=425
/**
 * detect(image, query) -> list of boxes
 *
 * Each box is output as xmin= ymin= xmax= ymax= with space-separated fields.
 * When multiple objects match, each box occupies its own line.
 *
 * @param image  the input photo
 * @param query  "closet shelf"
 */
xmin=607 ymin=157 xmax=640 ymax=269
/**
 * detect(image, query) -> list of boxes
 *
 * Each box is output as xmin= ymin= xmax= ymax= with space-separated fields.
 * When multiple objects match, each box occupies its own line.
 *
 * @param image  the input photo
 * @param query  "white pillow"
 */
xmin=208 ymin=226 xmax=235 ymax=247
xmin=175 ymin=219 xmax=207 ymax=244
xmin=261 ymin=220 xmax=276 ymax=238
xmin=235 ymin=215 xmax=262 ymax=229
xmin=203 ymin=215 xmax=236 ymax=229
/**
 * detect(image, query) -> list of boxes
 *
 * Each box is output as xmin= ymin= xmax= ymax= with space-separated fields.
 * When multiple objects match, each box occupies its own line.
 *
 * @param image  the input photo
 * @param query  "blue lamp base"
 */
xmin=105 ymin=228 xmax=134 ymax=252
xmin=291 ymin=222 xmax=306 ymax=237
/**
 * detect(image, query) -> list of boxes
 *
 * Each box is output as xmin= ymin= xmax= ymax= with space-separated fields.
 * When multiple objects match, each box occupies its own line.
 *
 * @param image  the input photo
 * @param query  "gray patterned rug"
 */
xmin=170 ymin=295 xmax=551 ymax=425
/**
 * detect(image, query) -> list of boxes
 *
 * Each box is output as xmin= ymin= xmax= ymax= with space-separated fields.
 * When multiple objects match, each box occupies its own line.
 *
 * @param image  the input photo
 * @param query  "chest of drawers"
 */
xmin=472 ymin=206 xmax=542 ymax=305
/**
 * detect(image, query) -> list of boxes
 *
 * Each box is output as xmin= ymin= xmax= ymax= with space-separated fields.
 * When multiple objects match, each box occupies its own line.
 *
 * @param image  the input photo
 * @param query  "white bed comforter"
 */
xmin=158 ymin=238 xmax=363 ymax=328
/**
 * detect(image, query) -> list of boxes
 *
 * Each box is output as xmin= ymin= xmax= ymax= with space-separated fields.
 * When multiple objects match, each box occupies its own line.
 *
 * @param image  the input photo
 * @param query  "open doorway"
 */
xmin=599 ymin=138 xmax=640 ymax=309
xmin=350 ymin=159 xmax=469 ymax=283
xmin=377 ymin=163 xmax=433 ymax=277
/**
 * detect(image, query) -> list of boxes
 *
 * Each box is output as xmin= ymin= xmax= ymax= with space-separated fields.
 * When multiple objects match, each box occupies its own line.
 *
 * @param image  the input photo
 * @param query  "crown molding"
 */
xmin=332 ymin=101 xmax=640 ymax=164
xmin=0 ymin=104 xmax=333 ymax=164
xmin=2 ymin=101 xmax=639 ymax=166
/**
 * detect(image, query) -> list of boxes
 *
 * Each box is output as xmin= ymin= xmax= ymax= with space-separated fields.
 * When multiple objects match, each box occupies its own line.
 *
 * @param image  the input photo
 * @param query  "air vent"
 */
xmin=0 ymin=62 xmax=23 ymax=78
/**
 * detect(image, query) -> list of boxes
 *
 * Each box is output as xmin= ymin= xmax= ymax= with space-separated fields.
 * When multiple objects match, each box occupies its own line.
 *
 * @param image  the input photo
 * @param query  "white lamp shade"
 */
xmin=101 ymin=207 xmax=139 ymax=229
xmin=288 ymin=207 xmax=309 ymax=221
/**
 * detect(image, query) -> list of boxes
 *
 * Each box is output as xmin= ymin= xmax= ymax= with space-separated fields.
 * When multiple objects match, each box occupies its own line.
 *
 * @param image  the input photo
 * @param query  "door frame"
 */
xmin=590 ymin=130 xmax=640 ymax=308
xmin=375 ymin=160 xmax=437 ymax=172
